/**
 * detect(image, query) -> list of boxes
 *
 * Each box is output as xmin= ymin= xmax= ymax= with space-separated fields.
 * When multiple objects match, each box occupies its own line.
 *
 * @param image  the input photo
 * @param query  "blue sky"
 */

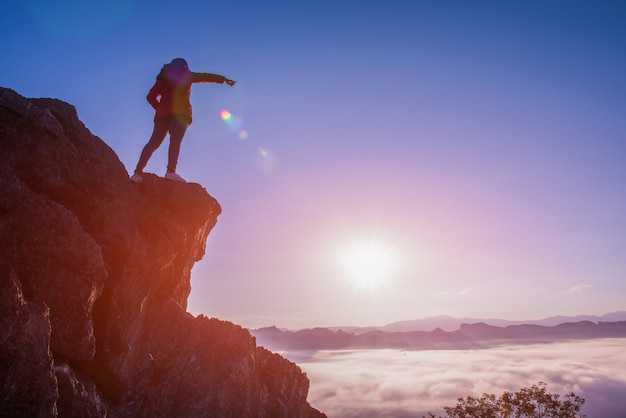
xmin=2 ymin=0 xmax=625 ymax=329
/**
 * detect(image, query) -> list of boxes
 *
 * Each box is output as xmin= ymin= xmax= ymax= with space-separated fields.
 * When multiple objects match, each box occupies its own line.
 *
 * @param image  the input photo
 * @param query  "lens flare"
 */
xmin=255 ymin=147 xmax=278 ymax=172
xmin=220 ymin=109 xmax=232 ymax=121
xmin=220 ymin=109 xmax=271 ymax=170
xmin=220 ymin=109 xmax=247 ymax=139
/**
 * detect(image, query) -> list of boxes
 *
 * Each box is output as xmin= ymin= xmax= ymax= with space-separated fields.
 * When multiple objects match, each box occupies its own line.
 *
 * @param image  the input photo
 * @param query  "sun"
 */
xmin=339 ymin=241 xmax=396 ymax=289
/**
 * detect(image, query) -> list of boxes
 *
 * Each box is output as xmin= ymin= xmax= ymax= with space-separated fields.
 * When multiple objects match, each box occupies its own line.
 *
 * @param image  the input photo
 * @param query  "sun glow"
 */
xmin=339 ymin=241 xmax=397 ymax=289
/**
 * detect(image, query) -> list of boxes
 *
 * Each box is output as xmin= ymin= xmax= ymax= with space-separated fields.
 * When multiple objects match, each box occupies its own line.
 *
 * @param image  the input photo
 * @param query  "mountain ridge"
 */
xmin=309 ymin=311 xmax=626 ymax=334
xmin=378 ymin=311 xmax=626 ymax=333
xmin=252 ymin=319 xmax=626 ymax=352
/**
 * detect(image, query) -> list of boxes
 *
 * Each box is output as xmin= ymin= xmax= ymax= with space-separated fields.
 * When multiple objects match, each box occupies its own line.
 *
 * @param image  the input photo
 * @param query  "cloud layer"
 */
xmin=293 ymin=338 xmax=626 ymax=417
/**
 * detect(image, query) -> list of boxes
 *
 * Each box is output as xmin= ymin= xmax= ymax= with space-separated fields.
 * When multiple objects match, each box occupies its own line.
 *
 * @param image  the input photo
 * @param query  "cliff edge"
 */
xmin=0 ymin=87 xmax=325 ymax=418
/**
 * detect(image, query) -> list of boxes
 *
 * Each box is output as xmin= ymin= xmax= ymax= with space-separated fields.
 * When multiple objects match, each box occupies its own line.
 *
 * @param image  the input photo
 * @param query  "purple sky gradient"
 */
xmin=2 ymin=0 xmax=625 ymax=329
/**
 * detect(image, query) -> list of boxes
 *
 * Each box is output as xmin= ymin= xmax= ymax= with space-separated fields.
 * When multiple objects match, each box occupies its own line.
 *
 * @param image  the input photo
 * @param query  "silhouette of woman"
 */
xmin=131 ymin=58 xmax=236 ymax=183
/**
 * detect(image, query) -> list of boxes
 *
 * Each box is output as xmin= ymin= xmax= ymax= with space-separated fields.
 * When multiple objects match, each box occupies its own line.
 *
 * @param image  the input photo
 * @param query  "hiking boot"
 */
xmin=164 ymin=171 xmax=187 ymax=183
xmin=130 ymin=172 xmax=143 ymax=183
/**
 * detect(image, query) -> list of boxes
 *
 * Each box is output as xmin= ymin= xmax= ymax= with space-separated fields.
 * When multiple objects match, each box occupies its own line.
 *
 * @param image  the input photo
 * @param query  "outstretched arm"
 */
xmin=192 ymin=72 xmax=236 ymax=86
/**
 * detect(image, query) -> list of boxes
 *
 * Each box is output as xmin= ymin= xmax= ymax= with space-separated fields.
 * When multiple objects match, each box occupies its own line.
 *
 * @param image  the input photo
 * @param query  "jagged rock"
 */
xmin=0 ymin=87 xmax=325 ymax=417
xmin=256 ymin=347 xmax=326 ymax=418
xmin=0 ymin=265 xmax=57 ymax=417
xmin=0 ymin=163 xmax=106 ymax=360
xmin=55 ymin=364 xmax=111 ymax=418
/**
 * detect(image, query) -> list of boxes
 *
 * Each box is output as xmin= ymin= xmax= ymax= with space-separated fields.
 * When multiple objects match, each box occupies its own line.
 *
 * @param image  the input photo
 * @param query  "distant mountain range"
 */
xmin=335 ymin=311 xmax=626 ymax=334
xmin=251 ymin=311 xmax=626 ymax=352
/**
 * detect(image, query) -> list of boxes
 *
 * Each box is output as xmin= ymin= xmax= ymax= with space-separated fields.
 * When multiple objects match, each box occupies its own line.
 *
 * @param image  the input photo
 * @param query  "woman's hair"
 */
xmin=170 ymin=58 xmax=189 ymax=70
xmin=156 ymin=58 xmax=189 ymax=80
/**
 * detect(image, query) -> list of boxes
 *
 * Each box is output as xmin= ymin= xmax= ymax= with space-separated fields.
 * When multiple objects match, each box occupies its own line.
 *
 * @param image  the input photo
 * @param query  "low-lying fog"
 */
xmin=290 ymin=338 xmax=626 ymax=417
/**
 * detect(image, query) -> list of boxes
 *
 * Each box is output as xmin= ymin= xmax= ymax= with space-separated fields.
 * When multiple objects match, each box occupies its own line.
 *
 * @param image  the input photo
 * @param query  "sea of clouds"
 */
xmin=291 ymin=338 xmax=626 ymax=417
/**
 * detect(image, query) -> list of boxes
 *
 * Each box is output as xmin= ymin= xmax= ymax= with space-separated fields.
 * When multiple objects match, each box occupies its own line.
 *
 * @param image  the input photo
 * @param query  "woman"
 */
xmin=131 ymin=58 xmax=236 ymax=183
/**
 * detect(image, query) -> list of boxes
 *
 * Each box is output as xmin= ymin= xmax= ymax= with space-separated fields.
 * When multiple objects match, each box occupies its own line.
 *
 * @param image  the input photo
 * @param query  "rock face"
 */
xmin=0 ymin=87 xmax=325 ymax=418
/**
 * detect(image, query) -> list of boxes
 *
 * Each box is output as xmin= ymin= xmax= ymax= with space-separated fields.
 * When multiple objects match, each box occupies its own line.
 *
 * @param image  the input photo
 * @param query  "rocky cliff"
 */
xmin=0 ymin=87 xmax=326 ymax=418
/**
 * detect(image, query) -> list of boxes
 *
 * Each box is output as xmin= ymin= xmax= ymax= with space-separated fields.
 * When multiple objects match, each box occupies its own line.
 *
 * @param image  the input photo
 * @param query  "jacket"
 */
xmin=147 ymin=67 xmax=226 ymax=124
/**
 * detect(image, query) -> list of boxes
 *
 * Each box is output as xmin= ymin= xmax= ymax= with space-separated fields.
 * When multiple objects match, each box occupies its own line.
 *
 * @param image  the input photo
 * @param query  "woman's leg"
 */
xmin=166 ymin=116 xmax=189 ymax=173
xmin=134 ymin=117 xmax=171 ymax=173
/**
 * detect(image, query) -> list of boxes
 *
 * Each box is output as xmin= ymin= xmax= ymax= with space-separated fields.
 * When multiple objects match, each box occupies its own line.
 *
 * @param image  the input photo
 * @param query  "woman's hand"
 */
xmin=225 ymin=78 xmax=236 ymax=86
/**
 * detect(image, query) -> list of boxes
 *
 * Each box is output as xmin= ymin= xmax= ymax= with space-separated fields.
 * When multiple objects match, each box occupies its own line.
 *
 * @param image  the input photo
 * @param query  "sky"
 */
xmin=2 ymin=0 xmax=625 ymax=330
